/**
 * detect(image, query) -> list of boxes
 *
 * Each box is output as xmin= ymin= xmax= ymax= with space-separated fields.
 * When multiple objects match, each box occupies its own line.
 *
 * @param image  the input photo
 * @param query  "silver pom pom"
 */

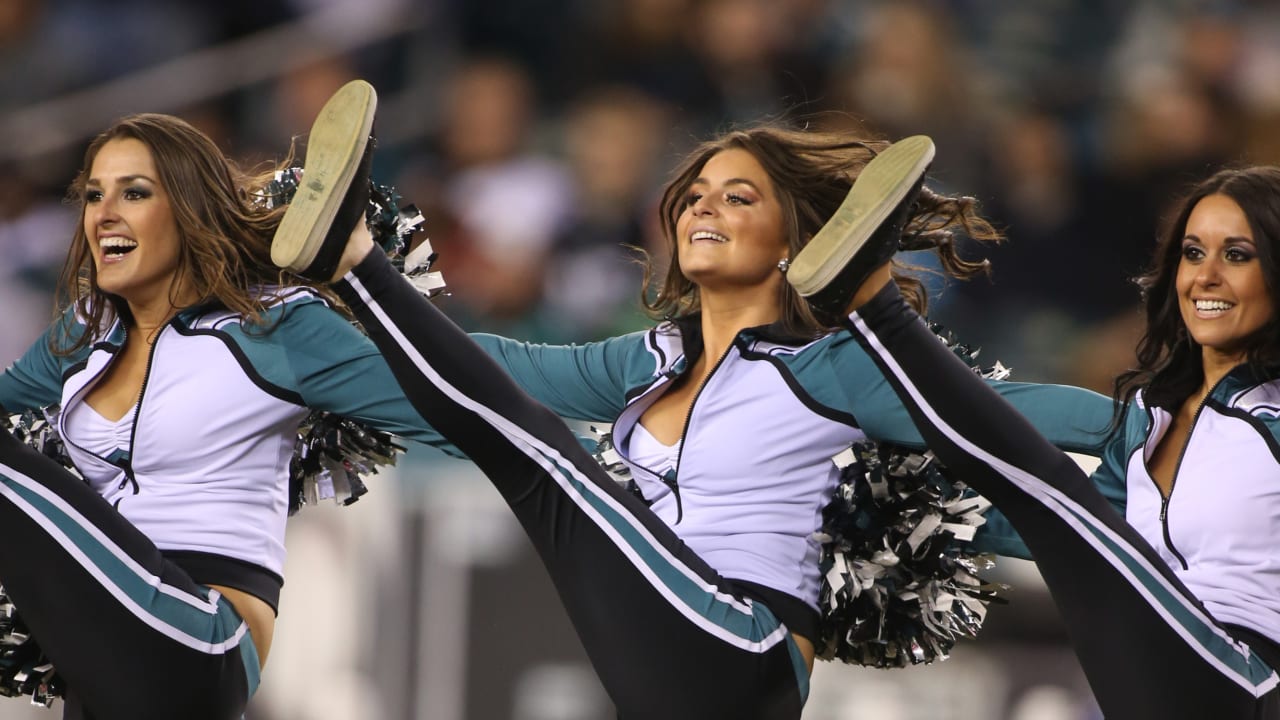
xmin=814 ymin=323 xmax=1011 ymax=667
xmin=257 ymin=169 xmax=447 ymax=299
xmin=814 ymin=442 xmax=1006 ymax=667
xmin=0 ymin=587 xmax=61 ymax=707
xmin=288 ymin=411 xmax=406 ymax=515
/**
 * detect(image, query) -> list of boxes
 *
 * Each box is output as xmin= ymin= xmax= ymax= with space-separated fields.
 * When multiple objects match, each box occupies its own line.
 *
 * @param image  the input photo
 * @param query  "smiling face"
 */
xmin=674 ymin=148 xmax=789 ymax=297
xmin=1176 ymin=192 xmax=1275 ymax=366
xmin=83 ymin=137 xmax=189 ymax=317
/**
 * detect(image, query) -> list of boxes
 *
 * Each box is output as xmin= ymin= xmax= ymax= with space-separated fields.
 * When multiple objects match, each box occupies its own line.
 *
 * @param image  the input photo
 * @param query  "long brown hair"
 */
xmin=1114 ymin=165 xmax=1280 ymax=410
xmin=641 ymin=125 xmax=999 ymax=337
xmin=54 ymin=113 xmax=294 ymax=354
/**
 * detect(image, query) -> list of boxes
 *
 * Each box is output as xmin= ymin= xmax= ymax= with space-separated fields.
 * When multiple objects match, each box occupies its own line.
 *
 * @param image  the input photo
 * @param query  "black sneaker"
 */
xmin=787 ymin=135 xmax=935 ymax=315
xmin=271 ymin=79 xmax=377 ymax=281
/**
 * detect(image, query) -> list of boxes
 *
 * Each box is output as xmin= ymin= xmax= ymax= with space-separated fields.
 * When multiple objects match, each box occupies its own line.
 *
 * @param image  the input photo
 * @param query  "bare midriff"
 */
xmin=210 ymin=584 xmax=275 ymax=669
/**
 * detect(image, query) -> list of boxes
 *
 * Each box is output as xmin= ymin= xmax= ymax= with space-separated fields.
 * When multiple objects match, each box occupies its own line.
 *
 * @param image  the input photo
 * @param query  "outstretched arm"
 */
xmin=469 ymin=332 xmax=648 ymax=424
xmin=827 ymin=329 xmax=1119 ymax=558
xmin=830 ymin=330 xmax=1114 ymax=454
xmin=0 ymin=310 xmax=90 ymax=415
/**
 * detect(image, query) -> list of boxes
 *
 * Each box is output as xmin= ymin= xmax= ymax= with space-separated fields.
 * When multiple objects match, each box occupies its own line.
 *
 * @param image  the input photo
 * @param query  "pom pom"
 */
xmin=813 ymin=442 xmax=1006 ymax=667
xmin=287 ymin=411 xmax=406 ymax=516
xmin=0 ymin=587 xmax=62 ymax=707
xmin=258 ymin=169 xmax=447 ymax=299
xmin=366 ymin=182 xmax=446 ymax=299
xmin=2 ymin=408 xmax=75 ymax=476
xmin=0 ymin=410 xmax=76 ymax=706
xmin=814 ymin=323 xmax=1010 ymax=667
xmin=587 ymin=426 xmax=647 ymax=503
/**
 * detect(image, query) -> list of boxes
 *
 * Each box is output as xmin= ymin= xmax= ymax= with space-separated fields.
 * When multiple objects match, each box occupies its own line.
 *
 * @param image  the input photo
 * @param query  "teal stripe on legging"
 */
xmin=0 ymin=470 xmax=245 ymax=654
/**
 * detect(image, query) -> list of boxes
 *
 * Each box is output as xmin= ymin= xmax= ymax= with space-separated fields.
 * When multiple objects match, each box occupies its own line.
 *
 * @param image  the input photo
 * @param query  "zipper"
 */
xmin=1150 ymin=384 xmax=1219 ymax=571
xmin=117 ymin=325 xmax=163 ymax=495
xmin=119 ymin=324 xmax=162 ymax=491
xmin=667 ymin=339 xmax=736 ymax=524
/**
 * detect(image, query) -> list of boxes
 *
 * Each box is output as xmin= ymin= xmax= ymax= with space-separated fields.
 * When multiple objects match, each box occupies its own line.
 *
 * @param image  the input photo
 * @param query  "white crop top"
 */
xmin=63 ymin=401 xmax=136 ymax=480
xmin=624 ymin=422 xmax=680 ymax=479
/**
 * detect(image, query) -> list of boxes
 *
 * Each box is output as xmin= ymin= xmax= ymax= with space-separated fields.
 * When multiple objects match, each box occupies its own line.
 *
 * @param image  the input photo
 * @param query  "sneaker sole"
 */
xmin=271 ymin=80 xmax=377 ymax=272
xmin=787 ymin=135 xmax=935 ymax=297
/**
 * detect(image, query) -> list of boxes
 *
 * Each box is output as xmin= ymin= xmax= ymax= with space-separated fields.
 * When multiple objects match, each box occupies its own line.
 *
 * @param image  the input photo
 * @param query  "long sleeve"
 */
xmin=469 ymin=331 xmax=652 ymax=422
xmin=0 ymin=309 xmax=90 ymax=414
xmin=1088 ymin=403 xmax=1137 ymax=519
xmin=269 ymin=300 xmax=458 ymax=453
xmin=828 ymin=330 xmax=1113 ymax=453
xmin=825 ymin=329 xmax=1116 ymax=558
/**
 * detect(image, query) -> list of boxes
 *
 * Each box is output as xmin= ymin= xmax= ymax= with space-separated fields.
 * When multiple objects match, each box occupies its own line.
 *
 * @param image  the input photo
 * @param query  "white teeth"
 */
xmin=691 ymin=230 xmax=728 ymax=243
xmin=100 ymin=237 xmax=138 ymax=253
xmin=1195 ymin=299 xmax=1233 ymax=312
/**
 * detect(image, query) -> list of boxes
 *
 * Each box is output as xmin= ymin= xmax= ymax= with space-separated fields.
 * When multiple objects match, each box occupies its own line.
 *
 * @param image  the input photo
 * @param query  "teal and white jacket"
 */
xmin=1103 ymin=365 xmax=1280 ymax=647
xmin=0 ymin=289 xmax=446 ymax=607
xmin=474 ymin=317 xmax=1118 ymax=611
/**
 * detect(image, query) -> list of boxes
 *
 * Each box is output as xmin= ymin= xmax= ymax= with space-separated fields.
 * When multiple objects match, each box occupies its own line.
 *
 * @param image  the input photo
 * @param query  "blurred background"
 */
xmin=2 ymin=0 xmax=1279 ymax=717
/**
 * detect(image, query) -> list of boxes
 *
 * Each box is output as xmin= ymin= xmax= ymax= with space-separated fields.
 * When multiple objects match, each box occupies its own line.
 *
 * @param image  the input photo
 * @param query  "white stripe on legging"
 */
xmin=346 ymin=274 xmax=789 ymax=654
xmin=0 ymin=464 xmax=249 ymax=655
xmin=851 ymin=311 xmax=1279 ymax=696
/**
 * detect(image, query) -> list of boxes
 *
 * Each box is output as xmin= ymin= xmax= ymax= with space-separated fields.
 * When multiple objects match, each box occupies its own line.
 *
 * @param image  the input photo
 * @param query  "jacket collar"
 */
xmin=667 ymin=314 xmax=820 ymax=363
xmin=1145 ymin=361 xmax=1280 ymax=411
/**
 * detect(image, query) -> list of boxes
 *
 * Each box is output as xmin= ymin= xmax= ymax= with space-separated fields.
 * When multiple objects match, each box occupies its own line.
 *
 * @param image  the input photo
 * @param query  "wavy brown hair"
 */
xmin=641 ymin=125 xmax=999 ymax=337
xmin=1114 ymin=165 xmax=1280 ymax=411
xmin=54 ymin=113 xmax=296 ymax=354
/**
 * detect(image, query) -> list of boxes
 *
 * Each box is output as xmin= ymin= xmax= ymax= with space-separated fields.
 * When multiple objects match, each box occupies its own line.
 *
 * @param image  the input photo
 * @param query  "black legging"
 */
xmin=845 ymin=280 xmax=1279 ymax=719
xmin=0 ymin=430 xmax=254 ymax=720
xmin=332 ymin=250 xmax=808 ymax=719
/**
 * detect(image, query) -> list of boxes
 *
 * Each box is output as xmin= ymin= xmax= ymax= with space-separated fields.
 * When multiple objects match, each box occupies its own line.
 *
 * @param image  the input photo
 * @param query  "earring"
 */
xmin=777 ymin=258 xmax=791 ymax=274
